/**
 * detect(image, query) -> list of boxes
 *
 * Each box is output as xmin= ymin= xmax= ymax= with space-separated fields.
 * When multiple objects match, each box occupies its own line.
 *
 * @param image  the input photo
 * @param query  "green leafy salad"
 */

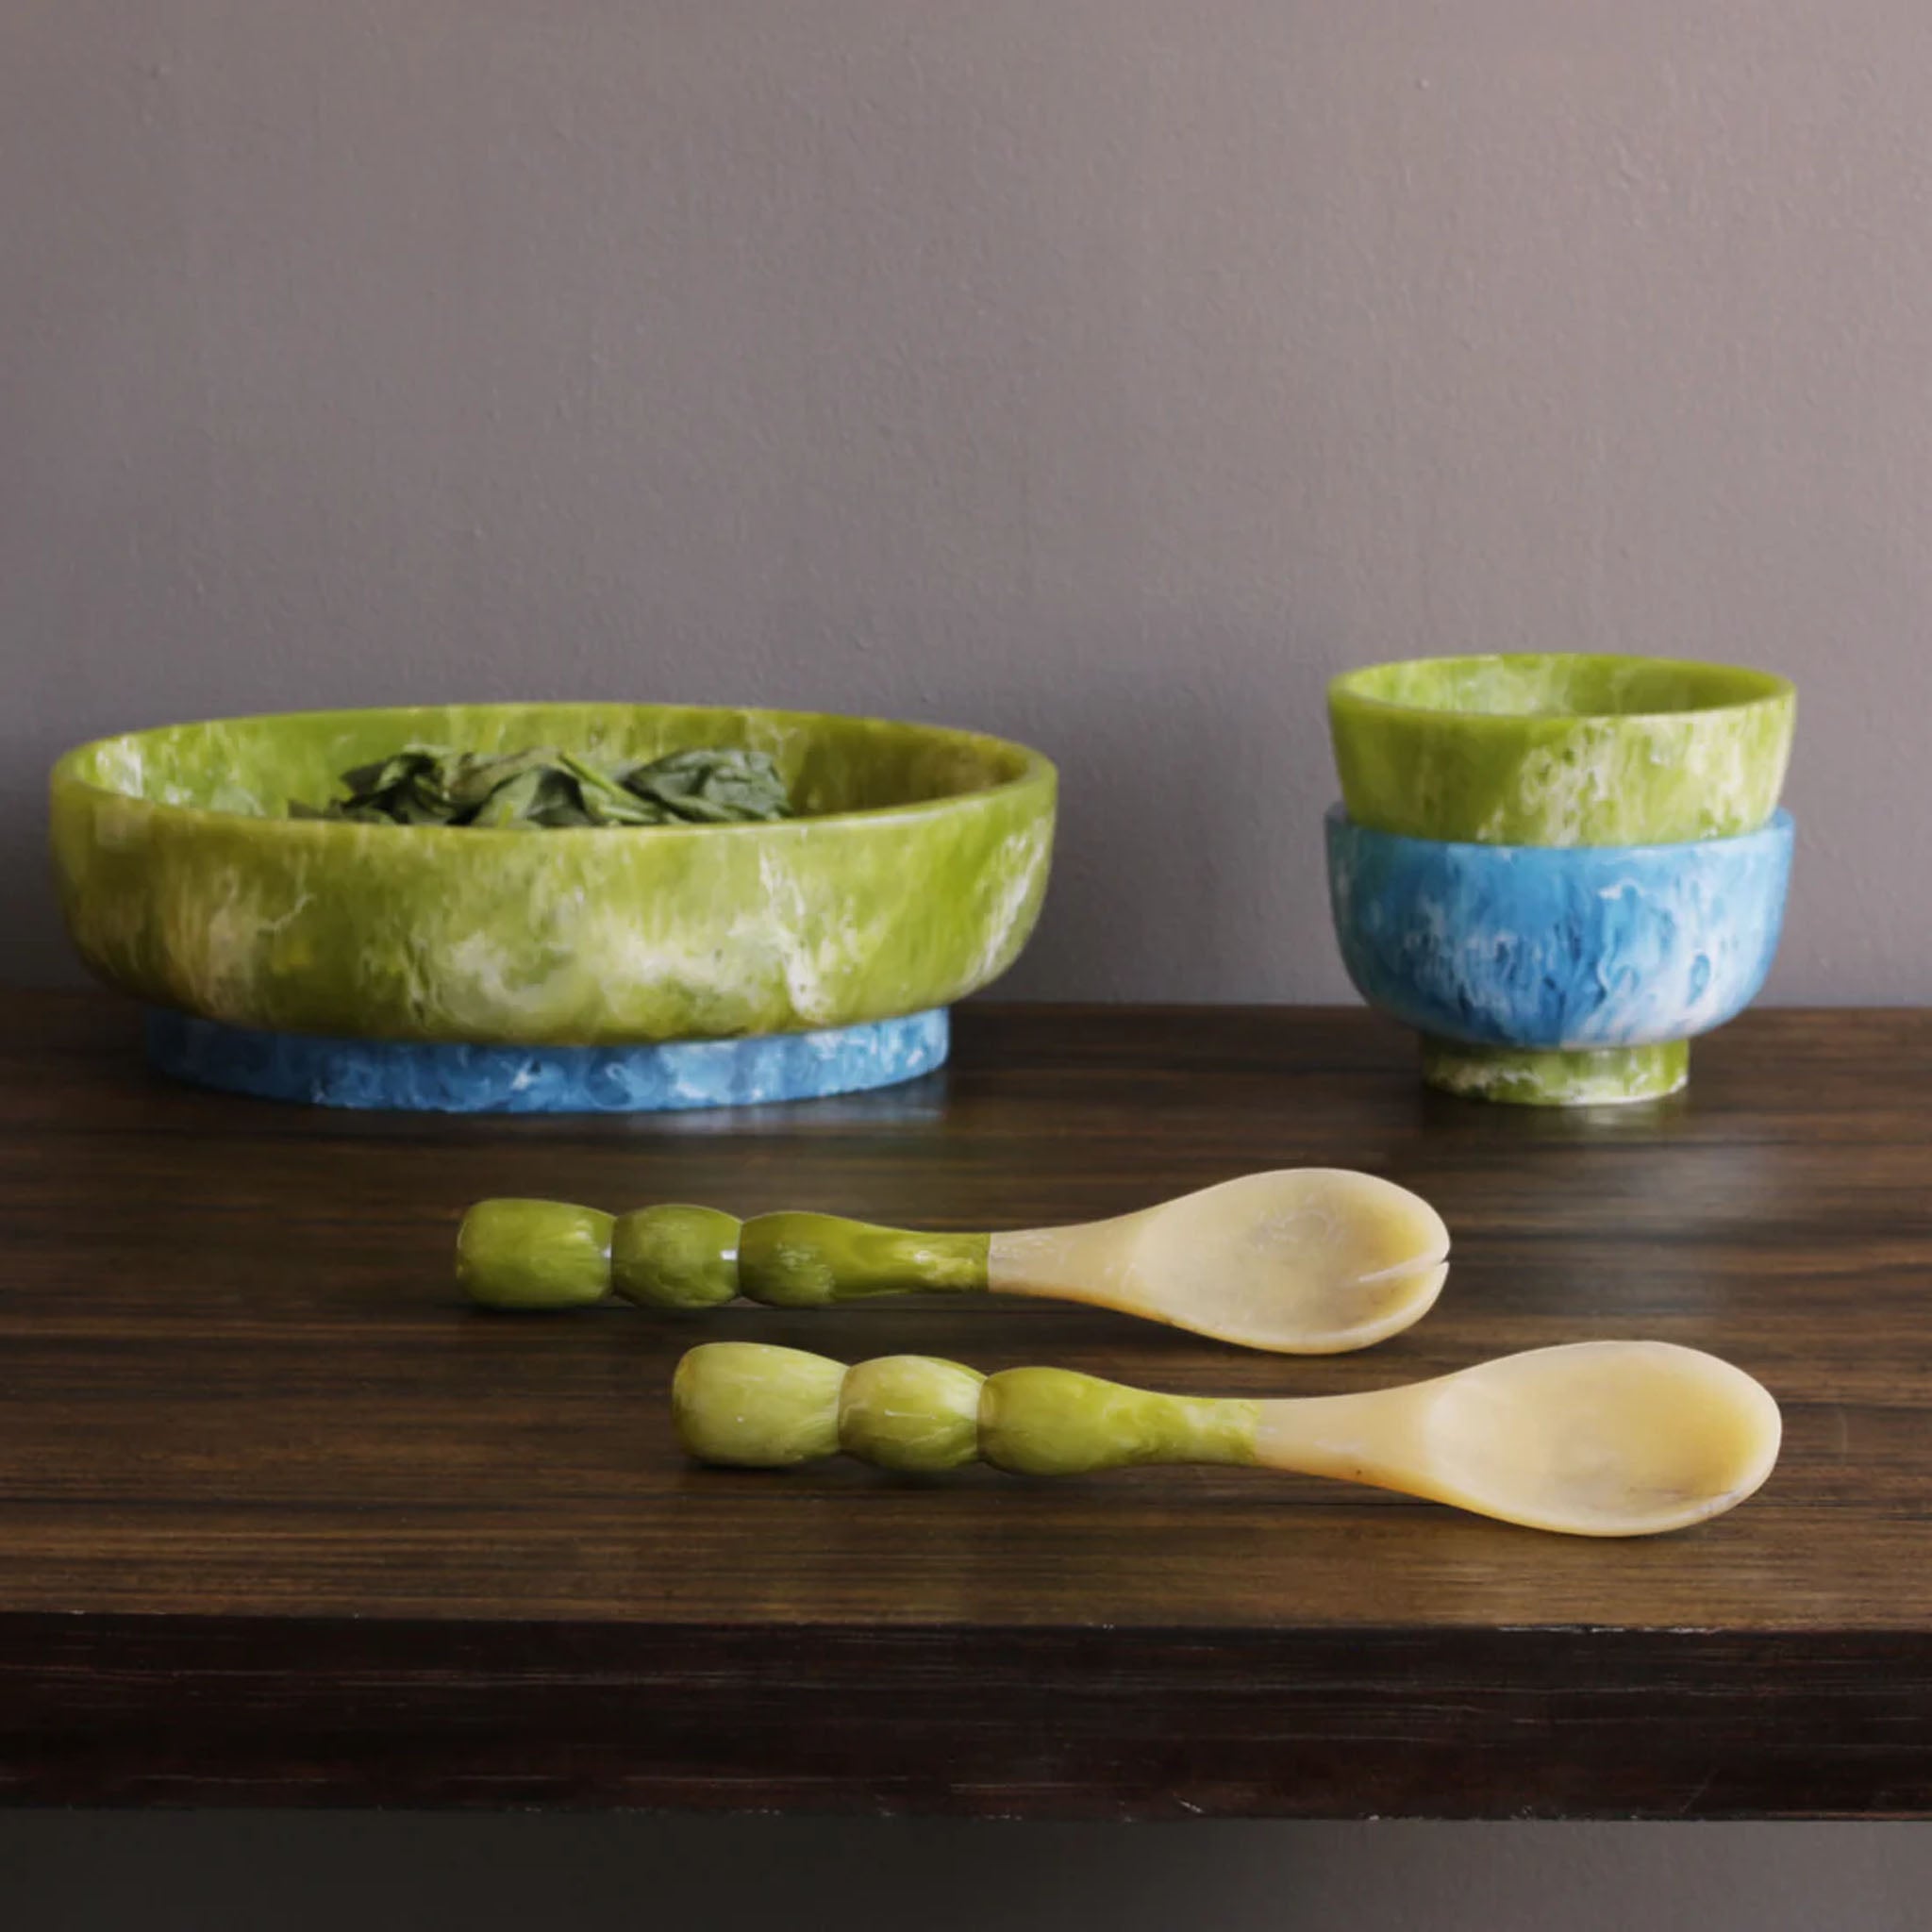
xmin=291 ymin=744 xmax=794 ymax=829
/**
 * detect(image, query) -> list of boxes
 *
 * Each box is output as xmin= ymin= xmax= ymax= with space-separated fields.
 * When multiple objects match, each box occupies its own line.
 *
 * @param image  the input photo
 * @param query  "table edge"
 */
xmin=6 ymin=1612 xmax=1931 ymax=1819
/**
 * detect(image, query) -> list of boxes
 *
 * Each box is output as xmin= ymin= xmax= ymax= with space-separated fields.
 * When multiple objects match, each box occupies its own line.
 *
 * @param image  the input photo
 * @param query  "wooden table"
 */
xmin=3 ymin=992 xmax=1929 ymax=1817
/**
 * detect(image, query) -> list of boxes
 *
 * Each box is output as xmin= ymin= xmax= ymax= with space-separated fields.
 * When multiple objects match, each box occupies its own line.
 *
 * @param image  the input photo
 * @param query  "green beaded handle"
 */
xmin=671 ymin=1341 xmax=1260 ymax=1475
xmin=457 ymin=1198 xmax=990 ymax=1312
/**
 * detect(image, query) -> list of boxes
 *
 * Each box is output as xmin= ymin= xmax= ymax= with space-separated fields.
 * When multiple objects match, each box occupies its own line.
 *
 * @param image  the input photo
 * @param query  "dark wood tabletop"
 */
xmin=3 ymin=991 xmax=1929 ymax=1817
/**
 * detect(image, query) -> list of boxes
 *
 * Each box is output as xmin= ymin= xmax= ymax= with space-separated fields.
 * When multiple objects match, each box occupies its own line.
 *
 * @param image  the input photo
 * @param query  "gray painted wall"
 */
xmin=4 ymin=3 xmax=1926 ymax=998
xmin=5 ymin=6 xmax=1926 ymax=1919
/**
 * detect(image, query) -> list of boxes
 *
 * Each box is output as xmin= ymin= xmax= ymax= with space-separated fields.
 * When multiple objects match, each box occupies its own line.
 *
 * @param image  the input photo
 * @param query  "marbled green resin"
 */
xmin=671 ymin=1344 xmax=1263 ymax=1477
xmin=457 ymin=1199 xmax=991 ymax=1311
xmin=1329 ymin=655 xmax=1793 ymax=846
xmin=672 ymin=1343 xmax=847 ymax=1467
xmin=1420 ymin=1038 xmax=1691 ymax=1107
xmin=976 ymin=1368 xmax=1259 ymax=1476
xmin=611 ymin=1206 xmax=742 ymax=1309
xmin=52 ymin=703 xmax=1056 ymax=1043
xmin=455 ymin=1199 xmax=614 ymax=1309
xmin=735 ymin=1213 xmax=991 ymax=1307
xmin=838 ymin=1356 xmax=987 ymax=1472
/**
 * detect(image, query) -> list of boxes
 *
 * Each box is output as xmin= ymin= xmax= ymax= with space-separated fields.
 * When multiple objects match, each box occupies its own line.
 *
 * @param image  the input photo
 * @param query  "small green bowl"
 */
xmin=1328 ymin=654 xmax=1794 ymax=846
xmin=51 ymin=702 xmax=1056 ymax=1044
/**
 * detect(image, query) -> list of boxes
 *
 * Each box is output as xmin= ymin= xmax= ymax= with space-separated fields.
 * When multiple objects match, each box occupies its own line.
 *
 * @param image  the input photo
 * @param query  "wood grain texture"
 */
xmin=4 ymin=992 xmax=1931 ymax=1816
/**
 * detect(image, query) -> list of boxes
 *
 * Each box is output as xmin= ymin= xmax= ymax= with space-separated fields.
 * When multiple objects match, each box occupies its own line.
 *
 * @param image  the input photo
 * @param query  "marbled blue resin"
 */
xmin=1324 ymin=808 xmax=1792 ymax=1051
xmin=146 ymin=1007 xmax=950 ymax=1113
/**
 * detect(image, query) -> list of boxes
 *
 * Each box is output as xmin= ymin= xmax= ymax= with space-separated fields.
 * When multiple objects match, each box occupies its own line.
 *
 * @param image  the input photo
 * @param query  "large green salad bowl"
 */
xmin=1328 ymin=654 xmax=1794 ymax=847
xmin=52 ymin=703 xmax=1057 ymax=1047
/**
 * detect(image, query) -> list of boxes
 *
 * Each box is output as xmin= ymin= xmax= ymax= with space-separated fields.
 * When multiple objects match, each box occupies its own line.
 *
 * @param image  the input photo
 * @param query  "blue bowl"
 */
xmin=1324 ymin=806 xmax=1793 ymax=1104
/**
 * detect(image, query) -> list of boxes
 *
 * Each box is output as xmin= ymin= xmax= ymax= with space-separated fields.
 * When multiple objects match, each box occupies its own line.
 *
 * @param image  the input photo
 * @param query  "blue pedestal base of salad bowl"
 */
xmin=144 ymin=1006 xmax=950 ymax=1114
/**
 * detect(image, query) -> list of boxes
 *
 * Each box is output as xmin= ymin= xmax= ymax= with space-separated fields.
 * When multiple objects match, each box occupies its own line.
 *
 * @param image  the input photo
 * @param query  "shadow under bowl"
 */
xmin=1324 ymin=805 xmax=1794 ymax=1105
xmin=1328 ymin=653 xmax=1794 ymax=846
xmin=51 ymin=702 xmax=1056 ymax=1047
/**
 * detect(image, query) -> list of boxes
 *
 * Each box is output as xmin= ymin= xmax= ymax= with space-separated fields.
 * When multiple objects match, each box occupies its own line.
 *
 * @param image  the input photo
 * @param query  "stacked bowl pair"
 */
xmin=1324 ymin=655 xmax=1796 ymax=1106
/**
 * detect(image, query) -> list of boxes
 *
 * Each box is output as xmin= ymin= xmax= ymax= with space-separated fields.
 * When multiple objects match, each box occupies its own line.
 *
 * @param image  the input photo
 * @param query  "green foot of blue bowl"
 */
xmin=145 ymin=1008 xmax=949 ymax=1113
xmin=1421 ymin=1038 xmax=1690 ymax=1107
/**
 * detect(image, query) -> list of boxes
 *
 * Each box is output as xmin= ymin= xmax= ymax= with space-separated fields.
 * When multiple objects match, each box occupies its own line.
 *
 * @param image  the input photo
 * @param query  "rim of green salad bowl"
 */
xmin=50 ymin=699 xmax=1058 ymax=833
